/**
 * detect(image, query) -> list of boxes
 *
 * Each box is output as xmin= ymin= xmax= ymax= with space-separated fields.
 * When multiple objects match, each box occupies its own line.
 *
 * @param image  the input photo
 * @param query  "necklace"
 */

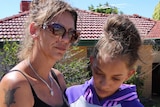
xmin=28 ymin=59 xmax=54 ymax=96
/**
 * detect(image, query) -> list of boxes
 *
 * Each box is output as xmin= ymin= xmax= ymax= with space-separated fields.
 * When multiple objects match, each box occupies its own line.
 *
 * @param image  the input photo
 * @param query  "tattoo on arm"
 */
xmin=4 ymin=87 xmax=20 ymax=107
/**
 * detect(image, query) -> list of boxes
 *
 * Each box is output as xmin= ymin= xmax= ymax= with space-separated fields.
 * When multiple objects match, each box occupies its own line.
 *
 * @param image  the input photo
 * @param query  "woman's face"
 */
xmin=91 ymin=57 xmax=133 ymax=99
xmin=37 ymin=11 xmax=76 ymax=61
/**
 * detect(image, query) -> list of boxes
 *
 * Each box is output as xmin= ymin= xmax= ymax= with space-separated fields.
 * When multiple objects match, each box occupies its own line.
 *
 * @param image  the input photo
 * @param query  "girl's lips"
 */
xmin=97 ymin=88 xmax=105 ymax=94
xmin=96 ymin=87 xmax=110 ymax=95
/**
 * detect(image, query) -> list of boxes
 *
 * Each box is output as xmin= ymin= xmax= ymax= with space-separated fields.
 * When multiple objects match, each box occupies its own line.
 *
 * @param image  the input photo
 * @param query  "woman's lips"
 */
xmin=55 ymin=46 xmax=67 ymax=53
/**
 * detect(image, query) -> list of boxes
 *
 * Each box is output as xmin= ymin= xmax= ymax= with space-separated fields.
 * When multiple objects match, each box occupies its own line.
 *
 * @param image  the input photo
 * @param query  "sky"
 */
xmin=0 ymin=0 xmax=159 ymax=19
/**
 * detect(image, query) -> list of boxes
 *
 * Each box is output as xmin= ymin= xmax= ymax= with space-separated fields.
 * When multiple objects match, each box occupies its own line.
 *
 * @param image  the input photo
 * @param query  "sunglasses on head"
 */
xmin=42 ymin=22 xmax=80 ymax=43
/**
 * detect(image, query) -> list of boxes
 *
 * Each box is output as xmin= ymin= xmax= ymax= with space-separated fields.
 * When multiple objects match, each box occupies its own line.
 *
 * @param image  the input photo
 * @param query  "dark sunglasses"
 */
xmin=42 ymin=23 xmax=80 ymax=43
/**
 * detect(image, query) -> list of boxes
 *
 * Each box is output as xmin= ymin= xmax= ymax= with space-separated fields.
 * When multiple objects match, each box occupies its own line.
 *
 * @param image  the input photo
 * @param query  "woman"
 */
xmin=65 ymin=15 xmax=144 ymax=107
xmin=0 ymin=0 xmax=80 ymax=107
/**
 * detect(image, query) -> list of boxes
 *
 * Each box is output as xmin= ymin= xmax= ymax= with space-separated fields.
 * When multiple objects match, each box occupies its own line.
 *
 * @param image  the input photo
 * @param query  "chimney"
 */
xmin=20 ymin=0 xmax=31 ymax=12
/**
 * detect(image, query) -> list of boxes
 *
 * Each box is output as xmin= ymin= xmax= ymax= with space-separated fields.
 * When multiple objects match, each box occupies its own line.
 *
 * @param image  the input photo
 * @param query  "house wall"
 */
xmin=68 ymin=46 xmax=87 ymax=59
xmin=136 ymin=45 xmax=153 ymax=98
xmin=153 ymin=51 xmax=160 ymax=63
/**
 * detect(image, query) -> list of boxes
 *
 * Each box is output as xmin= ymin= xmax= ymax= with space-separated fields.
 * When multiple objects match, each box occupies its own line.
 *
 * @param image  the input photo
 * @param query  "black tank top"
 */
xmin=7 ymin=70 xmax=69 ymax=107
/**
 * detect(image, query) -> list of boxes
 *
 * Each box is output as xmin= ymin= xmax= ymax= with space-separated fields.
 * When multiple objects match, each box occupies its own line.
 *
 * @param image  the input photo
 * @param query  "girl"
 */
xmin=65 ymin=15 xmax=144 ymax=107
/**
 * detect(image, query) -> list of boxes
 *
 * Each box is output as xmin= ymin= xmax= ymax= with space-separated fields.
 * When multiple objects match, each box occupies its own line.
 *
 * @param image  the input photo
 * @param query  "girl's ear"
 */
xmin=29 ymin=22 xmax=38 ymax=38
xmin=125 ymin=70 xmax=135 ymax=81
xmin=90 ymin=56 xmax=94 ymax=64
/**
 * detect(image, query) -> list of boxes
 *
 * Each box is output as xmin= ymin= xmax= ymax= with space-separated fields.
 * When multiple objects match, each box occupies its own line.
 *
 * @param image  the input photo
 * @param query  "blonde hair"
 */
xmin=18 ymin=0 xmax=77 ymax=60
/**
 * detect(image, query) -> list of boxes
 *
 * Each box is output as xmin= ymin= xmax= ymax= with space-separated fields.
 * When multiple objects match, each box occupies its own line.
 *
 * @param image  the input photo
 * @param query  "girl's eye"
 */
xmin=112 ymin=78 xmax=120 ymax=81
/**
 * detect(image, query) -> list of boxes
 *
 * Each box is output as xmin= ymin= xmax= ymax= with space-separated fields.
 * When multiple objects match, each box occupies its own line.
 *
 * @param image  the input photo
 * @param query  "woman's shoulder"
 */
xmin=52 ymin=68 xmax=63 ymax=77
xmin=0 ymin=61 xmax=29 ymax=87
xmin=0 ymin=70 xmax=33 ymax=95
xmin=0 ymin=71 xmax=34 ymax=107
xmin=1 ymin=71 xmax=28 ymax=87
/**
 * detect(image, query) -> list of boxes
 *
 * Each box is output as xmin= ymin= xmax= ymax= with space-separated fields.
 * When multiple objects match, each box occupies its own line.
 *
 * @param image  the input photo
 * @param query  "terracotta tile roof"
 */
xmin=76 ymin=10 xmax=108 ymax=40
xmin=77 ymin=10 xmax=156 ymax=40
xmin=0 ymin=11 xmax=28 ymax=41
xmin=128 ymin=14 xmax=156 ymax=40
xmin=0 ymin=9 xmax=158 ymax=41
xmin=146 ymin=21 xmax=160 ymax=39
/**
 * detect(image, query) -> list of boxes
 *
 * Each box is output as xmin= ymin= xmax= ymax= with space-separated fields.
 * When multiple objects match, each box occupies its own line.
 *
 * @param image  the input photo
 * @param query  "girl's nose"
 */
xmin=100 ymin=78 xmax=111 ymax=89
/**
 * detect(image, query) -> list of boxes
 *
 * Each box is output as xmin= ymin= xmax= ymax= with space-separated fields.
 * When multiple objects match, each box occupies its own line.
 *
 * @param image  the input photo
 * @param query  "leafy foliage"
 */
xmin=54 ymin=47 xmax=91 ymax=87
xmin=0 ymin=41 xmax=19 ymax=73
xmin=126 ymin=66 xmax=144 ymax=97
xmin=88 ymin=2 xmax=123 ymax=14
xmin=153 ymin=2 xmax=160 ymax=20
xmin=55 ymin=58 xmax=90 ymax=87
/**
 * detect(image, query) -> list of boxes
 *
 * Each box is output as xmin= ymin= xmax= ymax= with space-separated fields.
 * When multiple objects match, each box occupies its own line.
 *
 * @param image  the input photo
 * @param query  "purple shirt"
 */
xmin=65 ymin=78 xmax=144 ymax=107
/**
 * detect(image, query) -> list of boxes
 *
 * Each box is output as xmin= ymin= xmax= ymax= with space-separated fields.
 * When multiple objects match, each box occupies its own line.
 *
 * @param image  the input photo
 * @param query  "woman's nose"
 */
xmin=61 ymin=33 xmax=71 ymax=43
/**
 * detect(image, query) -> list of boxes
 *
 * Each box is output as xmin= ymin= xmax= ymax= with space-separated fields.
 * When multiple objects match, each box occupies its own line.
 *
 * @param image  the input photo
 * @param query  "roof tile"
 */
xmin=0 ymin=9 xmax=158 ymax=41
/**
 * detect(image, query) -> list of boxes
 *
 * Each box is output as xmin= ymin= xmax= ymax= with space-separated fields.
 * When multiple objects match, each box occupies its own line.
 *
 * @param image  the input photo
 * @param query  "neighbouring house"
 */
xmin=0 ymin=0 xmax=160 ymax=98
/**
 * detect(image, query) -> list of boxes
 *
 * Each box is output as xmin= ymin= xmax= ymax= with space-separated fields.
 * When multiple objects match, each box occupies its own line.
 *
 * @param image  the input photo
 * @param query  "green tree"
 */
xmin=88 ymin=4 xmax=94 ymax=11
xmin=88 ymin=2 xmax=123 ymax=14
xmin=153 ymin=1 xmax=160 ymax=20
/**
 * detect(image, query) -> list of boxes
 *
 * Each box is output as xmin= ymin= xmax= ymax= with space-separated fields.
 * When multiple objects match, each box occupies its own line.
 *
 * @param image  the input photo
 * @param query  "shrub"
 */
xmin=54 ymin=46 xmax=91 ymax=86
xmin=126 ymin=66 xmax=144 ymax=98
xmin=0 ymin=41 xmax=19 ymax=73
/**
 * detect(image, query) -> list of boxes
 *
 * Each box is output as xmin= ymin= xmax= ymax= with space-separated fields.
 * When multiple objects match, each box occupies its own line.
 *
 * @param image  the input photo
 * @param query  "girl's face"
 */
xmin=91 ymin=57 xmax=134 ymax=99
xmin=36 ymin=11 xmax=76 ymax=61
